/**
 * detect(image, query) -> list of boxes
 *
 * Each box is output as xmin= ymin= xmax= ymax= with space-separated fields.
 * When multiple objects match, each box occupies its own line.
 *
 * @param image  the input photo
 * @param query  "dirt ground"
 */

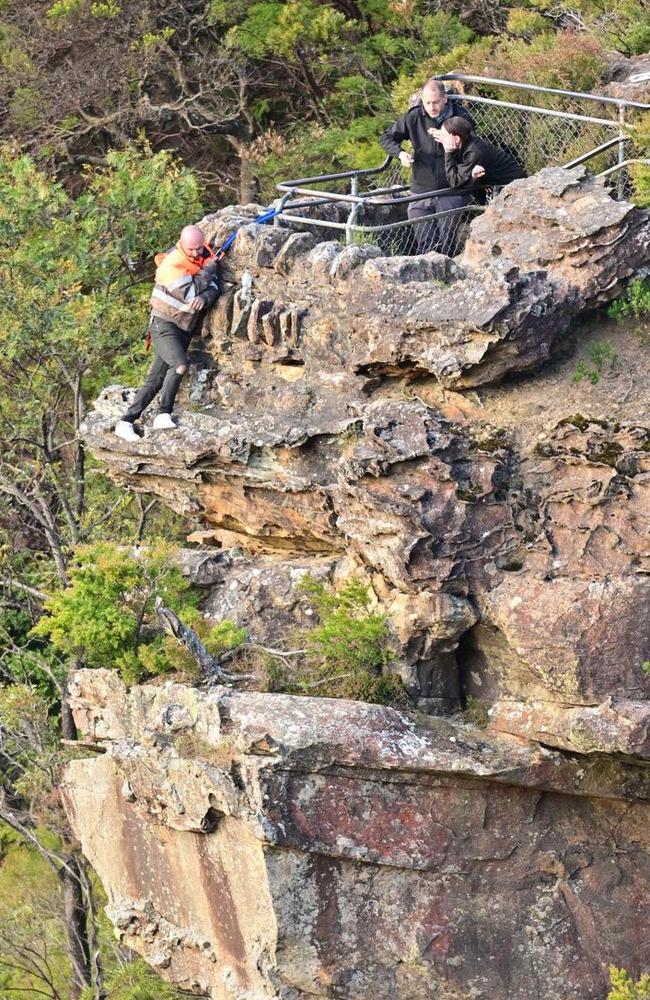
xmin=421 ymin=313 xmax=650 ymax=454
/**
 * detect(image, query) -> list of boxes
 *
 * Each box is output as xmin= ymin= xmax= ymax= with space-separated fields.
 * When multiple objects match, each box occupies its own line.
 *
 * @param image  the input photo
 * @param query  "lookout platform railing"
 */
xmin=274 ymin=74 xmax=650 ymax=258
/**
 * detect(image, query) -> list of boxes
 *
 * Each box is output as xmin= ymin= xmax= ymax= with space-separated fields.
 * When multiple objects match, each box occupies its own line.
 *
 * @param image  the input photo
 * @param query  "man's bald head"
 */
xmin=420 ymin=79 xmax=448 ymax=118
xmin=179 ymin=225 xmax=205 ymax=261
xmin=422 ymin=79 xmax=446 ymax=97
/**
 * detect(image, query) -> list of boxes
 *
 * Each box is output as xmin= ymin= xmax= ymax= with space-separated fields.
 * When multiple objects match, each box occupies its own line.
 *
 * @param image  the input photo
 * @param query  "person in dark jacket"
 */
xmin=114 ymin=225 xmax=219 ymax=441
xmin=440 ymin=117 xmax=526 ymax=189
xmin=380 ymin=79 xmax=474 ymax=255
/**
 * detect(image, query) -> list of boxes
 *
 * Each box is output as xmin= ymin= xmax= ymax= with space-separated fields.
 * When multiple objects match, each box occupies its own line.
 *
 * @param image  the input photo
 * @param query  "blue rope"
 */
xmin=215 ymin=205 xmax=280 ymax=257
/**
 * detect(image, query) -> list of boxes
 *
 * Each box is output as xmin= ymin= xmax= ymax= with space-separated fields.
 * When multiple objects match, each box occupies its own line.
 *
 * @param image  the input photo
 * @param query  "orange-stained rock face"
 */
xmin=63 ymin=671 xmax=650 ymax=1000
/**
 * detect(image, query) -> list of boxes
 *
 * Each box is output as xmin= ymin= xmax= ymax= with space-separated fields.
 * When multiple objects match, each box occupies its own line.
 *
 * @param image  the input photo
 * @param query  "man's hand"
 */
xmin=399 ymin=150 xmax=414 ymax=168
xmin=428 ymin=127 xmax=443 ymax=144
xmin=471 ymin=164 xmax=486 ymax=179
xmin=188 ymin=297 xmax=205 ymax=312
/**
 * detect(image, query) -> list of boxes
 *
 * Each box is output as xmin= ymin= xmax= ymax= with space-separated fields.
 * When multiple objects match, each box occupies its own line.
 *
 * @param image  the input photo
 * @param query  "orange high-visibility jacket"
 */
xmin=150 ymin=242 xmax=219 ymax=332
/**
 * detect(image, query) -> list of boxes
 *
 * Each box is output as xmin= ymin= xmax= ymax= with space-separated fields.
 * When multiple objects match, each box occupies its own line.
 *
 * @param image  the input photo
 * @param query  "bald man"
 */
xmin=380 ymin=79 xmax=474 ymax=255
xmin=115 ymin=225 xmax=219 ymax=440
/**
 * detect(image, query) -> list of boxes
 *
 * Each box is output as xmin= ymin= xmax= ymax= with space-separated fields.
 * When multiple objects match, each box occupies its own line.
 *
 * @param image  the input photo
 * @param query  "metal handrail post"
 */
xmin=345 ymin=202 xmax=361 ymax=245
xmin=618 ymin=104 xmax=627 ymax=199
xmin=273 ymin=190 xmax=293 ymax=226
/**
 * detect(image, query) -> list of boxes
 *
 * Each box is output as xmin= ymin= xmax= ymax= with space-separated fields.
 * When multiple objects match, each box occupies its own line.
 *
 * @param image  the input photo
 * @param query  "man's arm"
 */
xmin=190 ymin=260 xmax=219 ymax=311
xmin=380 ymin=115 xmax=410 ymax=158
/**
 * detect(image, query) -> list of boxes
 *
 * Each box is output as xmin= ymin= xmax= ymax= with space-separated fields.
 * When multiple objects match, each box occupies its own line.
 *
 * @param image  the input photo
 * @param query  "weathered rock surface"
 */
xmin=601 ymin=51 xmax=650 ymax=102
xmin=83 ymin=168 xmax=650 ymax=728
xmin=63 ymin=670 xmax=650 ymax=1000
xmin=76 ymin=173 xmax=650 ymax=1000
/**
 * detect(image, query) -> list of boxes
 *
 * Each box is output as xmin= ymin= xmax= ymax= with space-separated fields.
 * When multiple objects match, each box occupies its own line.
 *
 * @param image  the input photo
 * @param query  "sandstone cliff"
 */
xmin=65 ymin=165 xmax=650 ymax=999
xmin=64 ymin=669 xmax=650 ymax=1000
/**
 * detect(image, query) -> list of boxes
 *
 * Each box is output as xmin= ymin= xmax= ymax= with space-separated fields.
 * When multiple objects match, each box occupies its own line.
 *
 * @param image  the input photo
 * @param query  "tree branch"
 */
xmin=155 ymin=600 xmax=252 ymax=683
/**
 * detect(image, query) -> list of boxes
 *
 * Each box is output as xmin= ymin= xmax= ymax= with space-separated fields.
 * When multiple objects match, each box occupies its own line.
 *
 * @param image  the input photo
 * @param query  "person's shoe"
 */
xmin=114 ymin=420 xmax=140 ymax=442
xmin=152 ymin=412 xmax=177 ymax=430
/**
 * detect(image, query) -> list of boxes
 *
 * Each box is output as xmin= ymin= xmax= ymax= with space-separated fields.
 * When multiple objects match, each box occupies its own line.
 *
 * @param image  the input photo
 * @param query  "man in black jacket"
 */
xmin=380 ymin=79 xmax=474 ymax=255
xmin=441 ymin=117 xmax=526 ymax=189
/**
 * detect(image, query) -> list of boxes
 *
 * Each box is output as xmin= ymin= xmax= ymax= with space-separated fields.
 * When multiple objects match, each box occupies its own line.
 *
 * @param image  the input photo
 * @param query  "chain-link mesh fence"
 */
xmin=277 ymin=78 xmax=648 ymax=258
xmin=353 ymin=199 xmax=485 ymax=258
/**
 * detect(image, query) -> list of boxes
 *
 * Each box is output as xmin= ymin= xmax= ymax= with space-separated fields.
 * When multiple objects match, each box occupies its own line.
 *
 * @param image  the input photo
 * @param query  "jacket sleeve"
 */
xmin=193 ymin=260 xmax=220 ymax=308
xmin=380 ymin=114 xmax=409 ymax=158
xmin=444 ymin=148 xmax=481 ymax=188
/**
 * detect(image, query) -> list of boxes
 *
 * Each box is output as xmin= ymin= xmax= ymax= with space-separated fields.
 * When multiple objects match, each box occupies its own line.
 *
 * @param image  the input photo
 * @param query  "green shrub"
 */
xmin=609 ymin=278 xmax=650 ymax=320
xmin=267 ymin=577 xmax=410 ymax=706
xmin=608 ymin=966 xmax=650 ymax=1000
xmin=572 ymin=339 xmax=618 ymax=384
xmin=301 ymin=577 xmax=390 ymax=672
xmin=32 ymin=541 xmax=243 ymax=684
xmin=506 ymin=9 xmax=550 ymax=38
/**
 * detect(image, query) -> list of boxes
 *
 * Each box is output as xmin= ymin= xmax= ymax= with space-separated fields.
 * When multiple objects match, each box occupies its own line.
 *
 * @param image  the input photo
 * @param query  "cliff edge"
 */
xmin=63 ymin=669 xmax=650 ymax=1000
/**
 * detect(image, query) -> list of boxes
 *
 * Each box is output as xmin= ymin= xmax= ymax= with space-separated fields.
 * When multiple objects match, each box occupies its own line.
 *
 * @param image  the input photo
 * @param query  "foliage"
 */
xmin=462 ymin=30 xmax=605 ymax=98
xmin=32 ymin=540 xmax=245 ymax=684
xmin=0 ymin=684 xmax=61 ymax=806
xmin=80 ymin=957 xmax=188 ymax=1000
xmin=0 ymin=826 xmax=70 ymax=1000
xmin=608 ymin=966 xmax=650 ymax=999
xmin=609 ymin=278 xmax=650 ymax=320
xmin=572 ymin=339 xmax=618 ymax=384
xmin=462 ymin=695 xmax=490 ymax=728
xmin=202 ymin=620 xmax=247 ymax=658
xmin=301 ymin=577 xmax=391 ymax=672
xmin=506 ymin=8 xmax=550 ymax=39
xmin=263 ymin=577 xmax=409 ymax=706
xmin=0 ymin=596 xmax=65 ymax=707
xmin=32 ymin=542 xmax=200 ymax=683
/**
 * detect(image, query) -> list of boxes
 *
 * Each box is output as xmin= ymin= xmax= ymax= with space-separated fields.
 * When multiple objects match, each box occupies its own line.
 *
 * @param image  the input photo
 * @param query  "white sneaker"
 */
xmin=152 ymin=412 xmax=177 ymax=430
xmin=114 ymin=420 xmax=140 ymax=442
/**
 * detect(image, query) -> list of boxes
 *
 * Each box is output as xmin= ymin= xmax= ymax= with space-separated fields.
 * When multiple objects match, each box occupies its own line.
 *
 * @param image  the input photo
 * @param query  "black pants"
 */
xmin=123 ymin=319 xmax=192 ymax=422
xmin=407 ymin=192 xmax=471 ymax=256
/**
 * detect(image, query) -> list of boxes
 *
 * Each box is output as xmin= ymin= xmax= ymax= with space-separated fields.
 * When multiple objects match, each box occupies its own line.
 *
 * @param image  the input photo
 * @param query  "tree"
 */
xmin=0 ymin=144 xmax=203 ymax=1000
xmin=0 ymin=687 xmax=100 ymax=999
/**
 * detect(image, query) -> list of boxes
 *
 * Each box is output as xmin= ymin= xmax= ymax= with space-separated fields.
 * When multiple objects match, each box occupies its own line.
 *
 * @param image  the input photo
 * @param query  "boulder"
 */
xmin=62 ymin=670 xmax=650 ymax=1000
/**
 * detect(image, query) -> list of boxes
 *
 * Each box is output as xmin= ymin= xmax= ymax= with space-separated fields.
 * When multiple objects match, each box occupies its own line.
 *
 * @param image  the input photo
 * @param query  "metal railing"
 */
xmin=274 ymin=74 xmax=650 ymax=258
